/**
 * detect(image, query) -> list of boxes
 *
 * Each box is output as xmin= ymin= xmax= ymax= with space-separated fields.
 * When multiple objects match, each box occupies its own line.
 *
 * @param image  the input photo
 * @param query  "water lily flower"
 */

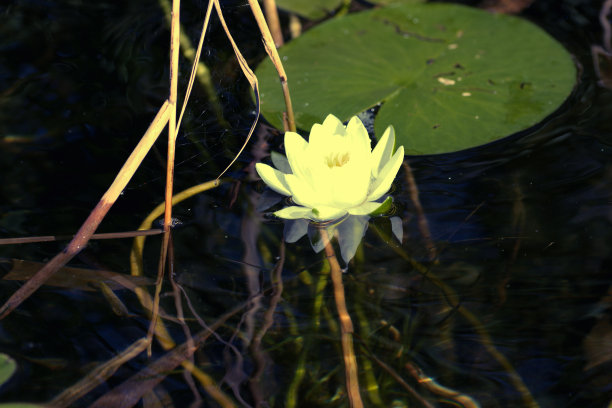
xmin=256 ymin=114 xmax=404 ymax=222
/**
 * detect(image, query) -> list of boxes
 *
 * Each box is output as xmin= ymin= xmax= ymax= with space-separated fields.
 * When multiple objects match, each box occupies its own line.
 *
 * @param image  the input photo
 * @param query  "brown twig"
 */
xmin=405 ymin=362 xmax=481 ymax=408
xmin=0 ymin=229 xmax=162 ymax=245
xmin=147 ymin=0 xmax=181 ymax=357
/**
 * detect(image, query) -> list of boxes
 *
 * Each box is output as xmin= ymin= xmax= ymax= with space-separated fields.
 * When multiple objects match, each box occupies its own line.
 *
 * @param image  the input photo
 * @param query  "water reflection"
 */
xmin=0 ymin=0 xmax=612 ymax=407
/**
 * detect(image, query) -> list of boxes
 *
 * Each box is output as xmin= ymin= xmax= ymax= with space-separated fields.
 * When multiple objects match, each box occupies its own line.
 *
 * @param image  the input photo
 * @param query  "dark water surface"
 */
xmin=1 ymin=0 xmax=611 ymax=407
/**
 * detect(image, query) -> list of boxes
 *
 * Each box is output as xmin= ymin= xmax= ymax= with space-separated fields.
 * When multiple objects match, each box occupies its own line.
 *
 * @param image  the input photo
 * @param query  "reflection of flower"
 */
xmin=255 ymin=114 xmax=404 ymax=222
xmin=282 ymin=214 xmax=403 ymax=264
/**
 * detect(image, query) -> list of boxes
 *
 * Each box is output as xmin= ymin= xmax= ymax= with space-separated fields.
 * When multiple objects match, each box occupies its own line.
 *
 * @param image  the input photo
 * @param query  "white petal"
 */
xmin=321 ymin=114 xmax=345 ymax=136
xmin=271 ymin=151 xmax=292 ymax=174
xmin=255 ymin=163 xmax=291 ymax=196
xmin=285 ymin=174 xmax=318 ymax=209
xmin=284 ymin=131 xmax=309 ymax=180
xmin=309 ymin=115 xmax=346 ymax=156
xmin=308 ymin=123 xmax=327 ymax=155
xmin=368 ymin=146 xmax=404 ymax=202
xmin=346 ymin=116 xmax=371 ymax=153
xmin=371 ymin=125 xmax=394 ymax=178
xmin=348 ymin=201 xmax=386 ymax=216
xmin=274 ymin=206 xmax=315 ymax=220
xmin=328 ymin=161 xmax=369 ymax=208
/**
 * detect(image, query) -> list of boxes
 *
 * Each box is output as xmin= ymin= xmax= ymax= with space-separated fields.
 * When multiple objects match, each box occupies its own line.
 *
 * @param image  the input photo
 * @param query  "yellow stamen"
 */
xmin=325 ymin=152 xmax=350 ymax=168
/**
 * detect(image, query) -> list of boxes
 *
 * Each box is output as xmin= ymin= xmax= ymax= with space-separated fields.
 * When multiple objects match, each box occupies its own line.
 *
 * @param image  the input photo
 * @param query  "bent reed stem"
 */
xmin=0 ymin=100 xmax=171 ymax=320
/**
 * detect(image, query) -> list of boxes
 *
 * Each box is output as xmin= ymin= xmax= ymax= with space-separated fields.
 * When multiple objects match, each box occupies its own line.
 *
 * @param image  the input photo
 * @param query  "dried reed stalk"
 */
xmin=263 ymin=0 xmax=284 ymax=46
xmin=0 ymin=101 xmax=171 ymax=319
xmin=247 ymin=0 xmax=296 ymax=132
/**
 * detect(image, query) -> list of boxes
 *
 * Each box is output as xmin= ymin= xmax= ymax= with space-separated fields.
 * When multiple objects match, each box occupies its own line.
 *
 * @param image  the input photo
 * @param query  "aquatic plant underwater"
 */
xmin=1 ymin=0 xmax=612 ymax=407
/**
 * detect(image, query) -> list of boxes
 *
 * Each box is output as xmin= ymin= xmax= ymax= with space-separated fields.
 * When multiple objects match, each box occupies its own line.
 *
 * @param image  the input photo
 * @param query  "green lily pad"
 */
xmin=0 ymin=353 xmax=16 ymax=386
xmin=274 ymin=0 xmax=344 ymax=20
xmin=256 ymin=3 xmax=576 ymax=155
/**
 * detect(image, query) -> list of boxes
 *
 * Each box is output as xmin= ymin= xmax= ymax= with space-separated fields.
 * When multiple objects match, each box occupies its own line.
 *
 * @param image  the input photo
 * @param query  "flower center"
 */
xmin=324 ymin=152 xmax=350 ymax=168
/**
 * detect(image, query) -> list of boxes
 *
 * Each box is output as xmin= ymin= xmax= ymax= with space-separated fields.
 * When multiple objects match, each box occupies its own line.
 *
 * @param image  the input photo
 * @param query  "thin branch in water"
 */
xmin=89 ymin=304 xmax=244 ymax=408
xmin=168 ymin=236 xmax=204 ymax=406
xmin=0 ymin=229 xmax=163 ymax=245
xmin=48 ymin=338 xmax=150 ymax=408
xmin=405 ymin=362 xmax=481 ymax=408
xmin=176 ymin=281 xmax=251 ymax=408
xmin=363 ymin=349 xmax=435 ymax=408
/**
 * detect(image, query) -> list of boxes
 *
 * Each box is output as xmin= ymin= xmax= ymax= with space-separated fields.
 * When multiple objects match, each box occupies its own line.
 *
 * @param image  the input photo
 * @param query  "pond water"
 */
xmin=1 ymin=0 xmax=611 ymax=407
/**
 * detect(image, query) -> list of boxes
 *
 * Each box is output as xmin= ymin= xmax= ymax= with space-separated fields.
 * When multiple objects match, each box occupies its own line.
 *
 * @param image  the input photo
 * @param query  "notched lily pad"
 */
xmin=256 ymin=3 xmax=576 ymax=155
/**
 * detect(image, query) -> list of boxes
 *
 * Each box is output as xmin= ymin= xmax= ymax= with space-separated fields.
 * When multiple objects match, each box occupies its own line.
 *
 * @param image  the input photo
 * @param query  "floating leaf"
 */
xmin=0 ymin=353 xmax=16 ymax=387
xmin=0 ymin=355 xmax=46 ymax=407
xmin=274 ymin=0 xmax=343 ymax=20
xmin=256 ymin=3 xmax=576 ymax=154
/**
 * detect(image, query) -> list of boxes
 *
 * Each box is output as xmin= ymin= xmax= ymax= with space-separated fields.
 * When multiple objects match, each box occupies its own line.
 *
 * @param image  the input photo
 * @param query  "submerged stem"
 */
xmin=320 ymin=228 xmax=363 ymax=408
